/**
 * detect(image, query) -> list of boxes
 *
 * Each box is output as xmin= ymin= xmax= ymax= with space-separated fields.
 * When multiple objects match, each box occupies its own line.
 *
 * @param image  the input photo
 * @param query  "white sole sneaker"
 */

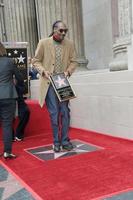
xmin=15 ymin=137 xmax=23 ymax=141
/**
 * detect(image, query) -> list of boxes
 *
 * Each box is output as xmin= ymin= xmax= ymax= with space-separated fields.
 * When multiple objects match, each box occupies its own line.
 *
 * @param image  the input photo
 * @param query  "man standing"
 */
xmin=0 ymin=42 xmax=23 ymax=159
xmin=32 ymin=20 xmax=77 ymax=152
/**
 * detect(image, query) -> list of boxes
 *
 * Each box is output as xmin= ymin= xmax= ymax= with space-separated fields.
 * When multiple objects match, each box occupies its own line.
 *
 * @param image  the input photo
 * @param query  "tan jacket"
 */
xmin=32 ymin=37 xmax=77 ymax=107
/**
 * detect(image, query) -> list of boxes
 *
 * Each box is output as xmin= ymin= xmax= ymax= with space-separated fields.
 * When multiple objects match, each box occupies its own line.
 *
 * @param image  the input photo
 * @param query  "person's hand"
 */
xmin=42 ymin=70 xmax=51 ymax=79
xmin=36 ymin=73 xmax=40 ymax=79
xmin=64 ymin=71 xmax=70 ymax=78
xmin=13 ymin=77 xmax=17 ymax=85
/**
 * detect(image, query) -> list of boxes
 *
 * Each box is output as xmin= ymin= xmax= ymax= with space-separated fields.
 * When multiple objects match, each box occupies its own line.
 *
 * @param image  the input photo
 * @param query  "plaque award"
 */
xmin=3 ymin=42 xmax=29 ymax=97
xmin=49 ymin=73 xmax=76 ymax=102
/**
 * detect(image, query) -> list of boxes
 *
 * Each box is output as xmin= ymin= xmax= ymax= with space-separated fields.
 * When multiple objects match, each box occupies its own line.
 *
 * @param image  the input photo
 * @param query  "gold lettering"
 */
xmin=17 ymin=64 xmax=26 ymax=69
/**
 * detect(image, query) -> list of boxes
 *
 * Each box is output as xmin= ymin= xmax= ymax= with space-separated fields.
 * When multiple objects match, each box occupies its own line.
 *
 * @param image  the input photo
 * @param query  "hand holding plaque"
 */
xmin=49 ymin=73 xmax=76 ymax=102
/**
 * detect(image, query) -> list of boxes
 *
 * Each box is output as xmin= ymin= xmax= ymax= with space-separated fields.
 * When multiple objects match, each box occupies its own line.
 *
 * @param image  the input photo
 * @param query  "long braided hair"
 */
xmin=49 ymin=20 xmax=62 ymax=37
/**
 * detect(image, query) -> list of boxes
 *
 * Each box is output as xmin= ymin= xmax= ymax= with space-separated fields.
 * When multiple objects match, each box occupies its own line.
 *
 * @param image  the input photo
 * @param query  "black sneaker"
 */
xmin=62 ymin=143 xmax=73 ymax=151
xmin=3 ymin=152 xmax=17 ymax=159
xmin=53 ymin=145 xmax=61 ymax=152
xmin=12 ymin=137 xmax=16 ymax=142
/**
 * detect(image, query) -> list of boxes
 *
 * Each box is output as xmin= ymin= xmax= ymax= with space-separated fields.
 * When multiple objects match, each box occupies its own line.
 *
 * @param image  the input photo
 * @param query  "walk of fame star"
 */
xmin=0 ymin=165 xmax=35 ymax=200
xmin=26 ymin=139 xmax=102 ymax=161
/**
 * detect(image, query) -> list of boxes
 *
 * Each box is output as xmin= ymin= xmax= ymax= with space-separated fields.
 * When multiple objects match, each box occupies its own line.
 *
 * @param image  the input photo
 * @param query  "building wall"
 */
xmin=0 ymin=1 xmax=7 ymax=41
xmin=70 ymin=70 xmax=133 ymax=139
xmin=0 ymin=0 xmax=86 ymax=62
xmin=68 ymin=0 xmax=133 ymax=139
xmin=82 ymin=0 xmax=113 ymax=70
xmin=3 ymin=0 xmax=38 ymax=57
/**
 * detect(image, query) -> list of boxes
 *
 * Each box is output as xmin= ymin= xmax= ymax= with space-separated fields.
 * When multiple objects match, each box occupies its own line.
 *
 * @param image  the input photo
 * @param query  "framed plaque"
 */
xmin=49 ymin=73 xmax=76 ymax=102
xmin=3 ymin=42 xmax=29 ymax=97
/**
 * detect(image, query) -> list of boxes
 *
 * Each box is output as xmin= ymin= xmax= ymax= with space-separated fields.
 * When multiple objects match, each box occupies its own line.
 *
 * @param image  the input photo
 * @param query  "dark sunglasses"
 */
xmin=59 ymin=29 xmax=68 ymax=33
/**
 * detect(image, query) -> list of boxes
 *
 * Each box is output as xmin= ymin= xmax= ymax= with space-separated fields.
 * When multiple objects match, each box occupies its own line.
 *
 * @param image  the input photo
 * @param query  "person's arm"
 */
xmin=32 ymin=40 xmax=50 ymax=78
xmin=65 ymin=41 xmax=78 ymax=77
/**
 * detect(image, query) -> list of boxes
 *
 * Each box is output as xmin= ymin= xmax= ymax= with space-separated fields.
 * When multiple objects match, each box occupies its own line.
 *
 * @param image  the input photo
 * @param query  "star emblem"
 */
xmin=55 ymin=76 xmax=67 ymax=87
xmin=14 ymin=50 xmax=18 ymax=54
xmin=26 ymin=140 xmax=99 ymax=161
xmin=8 ymin=52 xmax=11 ymax=56
xmin=0 ymin=170 xmax=23 ymax=199
xmin=17 ymin=54 xmax=25 ymax=63
xmin=34 ymin=150 xmax=67 ymax=159
xmin=34 ymin=145 xmax=88 ymax=159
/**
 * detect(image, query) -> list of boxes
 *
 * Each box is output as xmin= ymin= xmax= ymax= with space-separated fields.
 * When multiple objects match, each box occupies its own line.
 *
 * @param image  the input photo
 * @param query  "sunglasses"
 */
xmin=58 ymin=29 xmax=68 ymax=33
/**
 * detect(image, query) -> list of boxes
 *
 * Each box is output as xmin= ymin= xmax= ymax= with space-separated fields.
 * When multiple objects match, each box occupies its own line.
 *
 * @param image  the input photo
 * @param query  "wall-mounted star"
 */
xmin=14 ymin=50 xmax=18 ymax=54
xmin=17 ymin=54 xmax=25 ymax=63
xmin=8 ymin=52 xmax=11 ymax=56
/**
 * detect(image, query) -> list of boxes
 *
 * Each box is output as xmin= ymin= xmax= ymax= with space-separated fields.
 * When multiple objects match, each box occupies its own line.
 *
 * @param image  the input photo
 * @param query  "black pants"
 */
xmin=13 ymin=100 xmax=30 ymax=139
xmin=0 ymin=99 xmax=16 ymax=153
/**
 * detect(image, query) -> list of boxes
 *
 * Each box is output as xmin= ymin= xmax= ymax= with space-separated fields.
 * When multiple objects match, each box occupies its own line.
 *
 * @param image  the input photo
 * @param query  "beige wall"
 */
xmin=82 ymin=0 xmax=113 ymax=70
xmin=70 ymin=70 xmax=133 ymax=139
